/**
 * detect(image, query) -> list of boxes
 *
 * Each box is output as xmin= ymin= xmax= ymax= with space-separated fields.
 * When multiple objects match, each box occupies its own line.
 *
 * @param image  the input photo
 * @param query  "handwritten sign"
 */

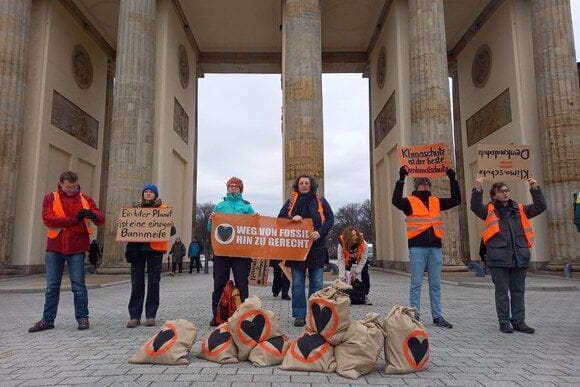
xmin=116 ymin=207 xmax=173 ymax=242
xmin=477 ymin=144 xmax=531 ymax=180
xmin=398 ymin=143 xmax=449 ymax=177
xmin=211 ymin=214 xmax=313 ymax=261
xmin=249 ymin=259 xmax=270 ymax=287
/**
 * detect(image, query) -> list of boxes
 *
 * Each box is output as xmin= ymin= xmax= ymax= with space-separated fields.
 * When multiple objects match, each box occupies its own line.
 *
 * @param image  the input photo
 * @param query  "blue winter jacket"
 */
xmin=207 ymin=193 xmax=255 ymax=231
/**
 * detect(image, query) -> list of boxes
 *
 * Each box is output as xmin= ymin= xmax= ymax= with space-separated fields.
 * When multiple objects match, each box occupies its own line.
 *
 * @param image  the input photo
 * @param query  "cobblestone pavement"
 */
xmin=0 ymin=269 xmax=578 ymax=386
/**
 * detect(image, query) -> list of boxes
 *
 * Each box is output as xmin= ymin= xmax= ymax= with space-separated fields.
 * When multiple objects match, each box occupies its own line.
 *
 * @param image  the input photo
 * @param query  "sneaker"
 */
xmin=294 ymin=317 xmax=306 ymax=327
xmin=145 ymin=318 xmax=156 ymax=327
xmin=77 ymin=318 xmax=90 ymax=330
xmin=126 ymin=319 xmax=140 ymax=328
xmin=365 ymin=296 xmax=373 ymax=305
xmin=499 ymin=321 xmax=513 ymax=333
xmin=513 ymin=322 xmax=535 ymax=334
xmin=28 ymin=320 xmax=55 ymax=333
xmin=169 ymin=272 xmax=175 ymax=276
xmin=209 ymin=317 xmax=218 ymax=327
xmin=281 ymin=295 xmax=291 ymax=300
xmin=433 ymin=316 xmax=453 ymax=329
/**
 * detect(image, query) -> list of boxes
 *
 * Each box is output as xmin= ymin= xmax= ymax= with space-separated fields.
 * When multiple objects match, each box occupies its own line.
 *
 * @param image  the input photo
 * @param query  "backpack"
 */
xmin=215 ymin=280 xmax=242 ymax=324
xmin=349 ymin=279 xmax=366 ymax=305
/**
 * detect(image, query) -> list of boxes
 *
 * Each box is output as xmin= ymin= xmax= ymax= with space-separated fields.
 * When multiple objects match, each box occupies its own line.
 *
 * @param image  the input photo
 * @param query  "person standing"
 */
xmin=337 ymin=227 xmax=371 ymax=304
xmin=278 ymin=175 xmax=334 ymax=327
xmin=169 ymin=237 xmax=186 ymax=275
xmin=392 ymin=166 xmax=460 ymax=328
xmin=88 ymin=239 xmax=102 ymax=271
xmin=28 ymin=171 xmax=105 ymax=333
xmin=471 ymin=176 xmax=546 ymax=334
xmin=208 ymin=177 xmax=255 ymax=326
xmin=188 ymin=237 xmax=202 ymax=274
xmin=270 ymin=259 xmax=290 ymax=300
xmin=125 ymin=184 xmax=175 ymax=328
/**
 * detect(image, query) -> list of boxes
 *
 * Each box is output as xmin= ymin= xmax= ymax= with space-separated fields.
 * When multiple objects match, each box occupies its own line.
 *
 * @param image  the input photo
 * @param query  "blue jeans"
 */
xmin=42 ymin=252 xmax=88 ymax=323
xmin=409 ymin=247 xmax=442 ymax=319
xmin=291 ymin=267 xmax=323 ymax=318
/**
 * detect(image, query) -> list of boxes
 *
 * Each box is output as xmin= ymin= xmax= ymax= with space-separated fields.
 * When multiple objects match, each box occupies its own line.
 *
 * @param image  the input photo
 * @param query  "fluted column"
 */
xmin=282 ymin=0 xmax=324 ymax=196
xmin=531 ymin=0 xmax=580 ymax=269
xmin=102 ymin=0 xmax=156 ymax=266
xmin=0 ymin=1 xmax=31 ymax=269
xmin=409 ymin=0 xmax=464 ymax=266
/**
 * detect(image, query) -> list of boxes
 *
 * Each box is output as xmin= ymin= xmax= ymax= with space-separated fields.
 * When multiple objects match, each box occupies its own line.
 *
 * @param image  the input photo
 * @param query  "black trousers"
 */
xmin=361 ymin=261 xmax=370 ymax=296
xmin=189 ymin=256 xmax=201 ymax=273
xmin=490 ymin=267 xmax=527 ymax=324
xmin=171 ymin=260 xmax=183 ymax=273
xmin=211 ymin=256 xmax=251 ymax=315
xmin=272 ymin=264 xmax=290 ymax=297
xmin=128 ymin=252 xmax=163 ymax=320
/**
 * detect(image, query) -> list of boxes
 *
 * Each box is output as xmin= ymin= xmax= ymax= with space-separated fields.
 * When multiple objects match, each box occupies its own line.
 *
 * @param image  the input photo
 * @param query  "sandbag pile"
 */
xmin=129 ymin=319 xmax=197 ymax=365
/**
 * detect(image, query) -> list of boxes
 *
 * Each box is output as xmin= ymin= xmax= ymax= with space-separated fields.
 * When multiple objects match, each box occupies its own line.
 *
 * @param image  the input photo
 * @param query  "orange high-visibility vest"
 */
xmin=149 ymin=204 xmax=170 ymax=252
xmin=405 ymin=196 xmax=443 ymax=239
xmin=339 ymin=234 xmax=366 ymax=264
xmin=47 ymin=191 xmax=92 ymax=239
xmin=482 ymin=203 xmax=534 ymax=247
xmin=287 ymin=192 xmax=325 ymax=223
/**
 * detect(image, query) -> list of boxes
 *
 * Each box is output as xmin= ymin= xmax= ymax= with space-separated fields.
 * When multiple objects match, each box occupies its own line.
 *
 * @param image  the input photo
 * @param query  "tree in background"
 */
xmin=194 ymin=202 xmax=215 ymax=260
xmin=327 ymin=199 xmax=374 ymax=258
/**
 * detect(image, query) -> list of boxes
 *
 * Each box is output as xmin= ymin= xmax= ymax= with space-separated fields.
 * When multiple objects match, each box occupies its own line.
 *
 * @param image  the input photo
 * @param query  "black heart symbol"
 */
xmin=267 ymin=336 xmax=285 ymax=352
xmin=152 ymin=329 xmax=175 ymax=352
xmin=296 ymin=333 xmax=326 ymax=359
xmin=240 ymin=314 xmax=266 ymax=342
xmin=208 ymin=329 xmax=231 ymax=351
xmin=311 ymin=303 xmax=332 ymax=332
xmin=407 ymin=337 xmax=429 ymax=365
xmin=217 ymin=225 xmax=233 ymax=242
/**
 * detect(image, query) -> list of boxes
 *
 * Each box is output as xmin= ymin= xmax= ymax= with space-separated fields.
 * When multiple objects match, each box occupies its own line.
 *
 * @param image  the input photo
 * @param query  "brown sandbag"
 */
xmin=129 ymin=319 xmax=197 ymax=365
xmin=383 ymin=305 xmax=430 ymax=374
xmin=248 ymin=335 xmax=290 ymax=367
xmin=280 ymin=332 xmax=337 ymax=373
xmin=228 ymin=296 xmax=285 ymax=360
xmin=335 ymin=312 xmax=386 ymax=379
xmin=306 ymin=286 xmax=352 ymax=345
xmin=197 ymin=322 xmax=239 ymax=364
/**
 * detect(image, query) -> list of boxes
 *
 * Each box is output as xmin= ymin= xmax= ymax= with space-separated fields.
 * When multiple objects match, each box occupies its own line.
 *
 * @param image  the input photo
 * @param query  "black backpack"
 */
xmin=349 ymin=279 xmax=366 ymax=305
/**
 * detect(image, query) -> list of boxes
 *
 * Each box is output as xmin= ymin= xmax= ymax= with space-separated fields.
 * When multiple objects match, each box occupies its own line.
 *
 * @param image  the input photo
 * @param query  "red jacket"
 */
xmin=42 ymin=187 xmax=105 ymax=255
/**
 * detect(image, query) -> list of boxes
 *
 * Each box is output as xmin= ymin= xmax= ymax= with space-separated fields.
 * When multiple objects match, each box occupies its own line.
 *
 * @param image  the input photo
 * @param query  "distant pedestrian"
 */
xmin=125 ymin=184 xmax=175 ymax=328
xmin=169 ymin=237 xmax=186 ymax=275
xmin=278 ymin=175 xmax=334 ymax=327
xmin=88 ymin=239 xmax=101 ymax=270
xmin=471 ymin=175 xmax=546 ymax=334
xmin=188 ymin=237 xmax=202 ymax=273
xmin=270 ymin=259 xmax=290 ymax=300
xmin=29 ymin=171 xmax=104 ymax=333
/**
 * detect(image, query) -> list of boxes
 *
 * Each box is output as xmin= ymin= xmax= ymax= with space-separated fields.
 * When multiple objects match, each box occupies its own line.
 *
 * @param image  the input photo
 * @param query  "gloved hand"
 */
xmin=76 ymin=209 xmax=96 ymax=221
xmin=399 ymin=166 xmax=409 ymax=181
xmin=446 ymin=168 xmax=456 ymax=180
xmin=84 ymin=210 xmax=97 ymax=220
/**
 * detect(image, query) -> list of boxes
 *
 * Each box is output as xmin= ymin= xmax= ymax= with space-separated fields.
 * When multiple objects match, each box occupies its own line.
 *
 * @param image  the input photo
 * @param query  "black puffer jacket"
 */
xmin=470 ymin=188 xmax=546 ymax=268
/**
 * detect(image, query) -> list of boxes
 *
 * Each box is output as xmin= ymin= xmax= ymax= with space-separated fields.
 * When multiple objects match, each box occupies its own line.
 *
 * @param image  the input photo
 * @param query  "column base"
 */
xmin=544 ymin=260 xmax=580 ymax=271
xmin=441 ymin=265 xmax=469 ymax=272
xmin=96 ymin=266 xmax=131 ymax=275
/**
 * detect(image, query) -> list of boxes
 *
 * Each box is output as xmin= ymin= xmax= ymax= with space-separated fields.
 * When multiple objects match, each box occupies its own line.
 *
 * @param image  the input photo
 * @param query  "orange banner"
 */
xmin=211 ymin=214 xmax=313 ymax=261
xmin=398 ymin=143 xmax=449 ymax=177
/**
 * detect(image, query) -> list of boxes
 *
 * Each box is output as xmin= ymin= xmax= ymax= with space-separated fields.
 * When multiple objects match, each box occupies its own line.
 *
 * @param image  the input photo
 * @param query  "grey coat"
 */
xmin=470 ymin=187 xmax=546 ymax=268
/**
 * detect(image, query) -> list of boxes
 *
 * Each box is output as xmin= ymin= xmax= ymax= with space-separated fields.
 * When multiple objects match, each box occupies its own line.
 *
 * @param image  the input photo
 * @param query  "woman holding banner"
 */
xmin=207 ymin=177 xmax=255 ymax=326
xmin=278 ymin=175 xmax=334 ymax=327
xmin=125 ymin=184 xmax=175 ymax=328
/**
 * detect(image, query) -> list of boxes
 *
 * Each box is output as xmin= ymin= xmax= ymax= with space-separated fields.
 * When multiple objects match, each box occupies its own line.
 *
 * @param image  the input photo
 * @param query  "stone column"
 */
xmin=282 ymin=0 xmax=324 ymax=197
xmin=102 ymin=0 xmax=156 ymax=267
xmin=408 ymin=0 xmax=464 ymax=267
xmin=531 ymin=0 xmax=580 ymax=270
xmin=0 ymin=1 xmax=31 ymax=270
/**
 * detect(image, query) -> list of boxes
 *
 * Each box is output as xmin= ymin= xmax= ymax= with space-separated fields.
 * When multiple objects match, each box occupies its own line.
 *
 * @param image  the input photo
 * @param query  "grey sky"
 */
xmin=198 ymin=8 xmax=580 ymax=216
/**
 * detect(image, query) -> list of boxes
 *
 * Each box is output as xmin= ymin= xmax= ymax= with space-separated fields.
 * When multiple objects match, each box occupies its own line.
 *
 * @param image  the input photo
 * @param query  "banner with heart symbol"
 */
xmin=281 ymin=332 xmax=337 ymax=373
xmin=211 ymin=214 xmax=313 ymax=261
xmin=129 ymin=319 xmax=197 ymax=365
xmin=198 ymin=322 xmax=239 ymax=364
xmin=248 ymin=335 xmax=290 ymax=366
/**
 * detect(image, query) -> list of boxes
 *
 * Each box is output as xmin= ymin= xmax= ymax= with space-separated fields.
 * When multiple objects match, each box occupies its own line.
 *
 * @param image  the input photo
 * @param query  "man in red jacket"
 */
xmin=29 ymin=171 xmax=105 ymax=332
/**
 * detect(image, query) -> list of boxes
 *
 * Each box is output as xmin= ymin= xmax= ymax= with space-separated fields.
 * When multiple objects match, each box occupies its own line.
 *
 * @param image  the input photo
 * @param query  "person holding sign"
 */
xmin=278 ymin=175 xmax=334 ymax=327
xmin=29 ymin=171 xmax=104 ymax=333
xmin=125 ymin=184 xmax=175 ymax=328
xmin=337 ymin=227 xmax=370 ymax=303
xmin=392 ymin=166 xmax=460 ymax=329
xmin=208 ymin=177 xmax=256 ymax=326
xmin=470 ymin=176 xmax=546 ymax=334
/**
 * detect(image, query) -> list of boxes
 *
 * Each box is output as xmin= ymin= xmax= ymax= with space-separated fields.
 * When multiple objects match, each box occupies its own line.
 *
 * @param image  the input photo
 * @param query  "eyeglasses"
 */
xmin=61 ymin=184 xmax=79 ymax=190
xmin=497 ymin=188 xmax=510 ymax=193
xmin=228 ymin=185 xmax=240 ymax=189
xmin=419 ymin=181 xmax=431 ymax=186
